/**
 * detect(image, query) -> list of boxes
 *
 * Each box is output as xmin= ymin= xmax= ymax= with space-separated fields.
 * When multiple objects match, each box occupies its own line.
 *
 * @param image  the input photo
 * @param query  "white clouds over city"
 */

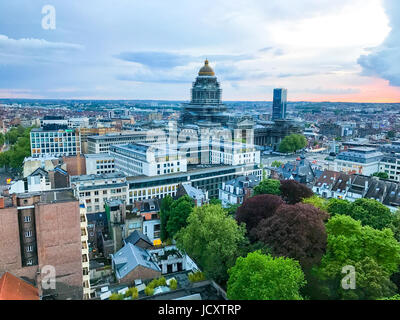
xmin=0 ymin=0 xmax=398 ymax=101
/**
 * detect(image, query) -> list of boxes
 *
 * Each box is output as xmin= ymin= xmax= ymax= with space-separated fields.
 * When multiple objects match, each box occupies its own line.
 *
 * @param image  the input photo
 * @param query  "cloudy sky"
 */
xmin=0 ymin=0 xmax=399 ymax=102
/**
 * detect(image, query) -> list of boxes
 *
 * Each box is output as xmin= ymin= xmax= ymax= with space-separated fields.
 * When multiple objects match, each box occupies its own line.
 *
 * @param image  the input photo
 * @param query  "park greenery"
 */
xmin=253 ymin=178 xmax=281 ymax=196
xmin=160 ymin=195 xmax=194 ymax=241
xmin=176 ymin=204 xmax=247 ymax=284
xmin=227 ymin=251 xmax=306 ymax=300
xmin=0 ymin=125 xmax=35 ymax=173
xmin=157 ymin=174 xmax=400 ymax=300
xmin=278 ymin=134 xmax=307 ymax=153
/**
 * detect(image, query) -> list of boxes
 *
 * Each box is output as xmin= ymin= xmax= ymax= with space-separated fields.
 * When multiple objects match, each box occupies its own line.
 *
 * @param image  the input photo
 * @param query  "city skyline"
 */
xmin=0 ymin=0 xmax=399 ymax=102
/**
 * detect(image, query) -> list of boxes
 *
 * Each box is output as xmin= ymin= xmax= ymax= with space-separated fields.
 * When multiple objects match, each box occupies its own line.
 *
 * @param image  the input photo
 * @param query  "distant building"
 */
xmin=176 ymin=183 xmax=208 ymax=207
xmin=271 ymin=154 xmax=316 ymax=185
xmin=272 ymin=88 xmax=287 ymax=121
xmin=85 ymin=154 xmax=115 ymax=175
xmin=110 ymin=143 xmax=187 ymax=177
xmin=70 ymin=172 xmax=128 ymax=214
xmin=23 ymin=155 xmax=61 ymax=178
xmin=87 ymin=132 xmax=159 ymax=154
xmin=334 ymin=147 xmax=383 ymax=176
xmin=254 ymin=119 xmax=303 ymax=151
xmin=312 ymin=170 xmax=400 ymax=212
xmin=30 ymin=127 xmax=81 ymax=158
xmin=127 ymin=164 xmax=262 ymax=202
xmin=219 ymin=175 xmax=260 ymax=207
xmin=379 ymin=153 xmax=400 ymax=182
xmin=180 ymin=60 xmax=229 ymax=127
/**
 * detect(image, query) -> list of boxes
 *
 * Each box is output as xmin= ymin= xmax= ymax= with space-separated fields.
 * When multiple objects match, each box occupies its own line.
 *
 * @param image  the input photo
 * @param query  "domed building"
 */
xmin=180 ymin=60 xmax=229 ymax=127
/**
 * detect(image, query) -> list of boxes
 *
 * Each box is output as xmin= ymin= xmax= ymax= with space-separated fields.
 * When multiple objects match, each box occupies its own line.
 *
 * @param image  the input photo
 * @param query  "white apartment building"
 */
xmin=70 ymin=172 xmax=128 ymax=214
xmin=110 ymin=143 xmax=187 ymax=177
xmin=209 ymin=141 xmax=260 ymax=166
xmin=87 ymin=132 xmax=160 ymax=154
xmin=334 ymin=147 xmax=383 ymax=176
xmin=85 ymin=154 xmax=115 ymax=175
xmin=379 ymin=153 xmax=400 ymax=182
xmin=68 ymin=117 xmax=90 ymax=128
xmin=30 ymin=128 xmax=81 ymax=157
xmin=127 ymin=164 xmax=262 ymax=202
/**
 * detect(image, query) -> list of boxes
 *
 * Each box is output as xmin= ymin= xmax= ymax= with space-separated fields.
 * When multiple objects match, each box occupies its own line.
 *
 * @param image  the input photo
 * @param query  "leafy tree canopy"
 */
xmin=253 ymin=178 xmax=281 ymax=196
xmin=236 ymin=194 xmax=284 ymax=237
xmin=227 ymin=251 xmax=306 ymax=300
xmin=313 ymin=215 xmax=400 ymax=300
xmin=280 ymin=180 xmax=313 ymax=204
xmin=279 ymin=134 xmax=307 ymax=153
xmin=176 ymin=204 xmax=246 ymax=285
xmin=166 ymin=195 xmax=194 ymax=238
xmin=254 ymin=203 xmax=329 ymax=269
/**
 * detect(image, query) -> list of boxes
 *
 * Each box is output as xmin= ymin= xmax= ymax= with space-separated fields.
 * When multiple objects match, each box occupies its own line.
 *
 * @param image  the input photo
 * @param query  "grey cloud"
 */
xmin=114 ymin=52 xmax=193 ymax=69
xmin=358 ymin=0 xmax=400 ymax=86
xmin=115 ymin=51 xmax=254 ymax=69
xmin=0 ymin=34 xmax=84 ymax=65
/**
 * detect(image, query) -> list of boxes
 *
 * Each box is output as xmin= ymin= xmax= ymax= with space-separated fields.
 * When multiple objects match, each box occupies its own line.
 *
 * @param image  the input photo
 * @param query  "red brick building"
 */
xmin=0 ymin=190 xmax=83 ymax=300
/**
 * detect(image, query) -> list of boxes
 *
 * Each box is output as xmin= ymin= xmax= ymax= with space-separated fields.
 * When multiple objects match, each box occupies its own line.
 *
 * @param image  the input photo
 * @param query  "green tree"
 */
xmin=209 ymin=198 xmax=222 ymax=205
xmin=341 ymin=257 xmax=397 ymax=300
xmin=380 ymin=294 xmax=400 ymax=300
xmin=176 ymin=204 xmax=246 ymax=285
xmin=253 ymin=179 xmax=281 ymax=196
xmin=387 ymin=130 xmax=396 ymax=139
xmin=349 ymin=198 xmax=393 ymax=230
xmin=279 ymin=134 xmax=307 ymax=153
xmin=0 ymin=126 xmax=34 ymax=173
xmin=326 ymin=198 xmax=352 ymax=216
xmin=0 ymin=133 xmax=5 ymax=146
xmin=389 ymin=209 xmax=400 ymax=242
xmin=166 ymin=195 xmax=194 ymax=239
xmin=313 ymin=215 xmax=400 ymax=300
xmin=227 ymin=251 xmax=306 ymax=300
xmin=160 ymin=195 xmax=174 ymax=241
xmin=372 ymin=172 xmax=389 ymax=179
xmin=271 ymin=160 xmax=283 ymax=168
xmin=302 ymin=195 xmax=329 ymax=211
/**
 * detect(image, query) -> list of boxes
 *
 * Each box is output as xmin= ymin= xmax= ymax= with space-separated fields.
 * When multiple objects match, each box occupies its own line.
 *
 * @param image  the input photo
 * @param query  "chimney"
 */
xmin=11 ymin=193 xmax=17 ymax=207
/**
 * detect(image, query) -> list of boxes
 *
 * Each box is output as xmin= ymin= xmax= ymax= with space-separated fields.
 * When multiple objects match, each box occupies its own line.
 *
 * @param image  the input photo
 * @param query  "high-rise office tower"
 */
xmin=272 ymin=88 xmax=287 ymax=121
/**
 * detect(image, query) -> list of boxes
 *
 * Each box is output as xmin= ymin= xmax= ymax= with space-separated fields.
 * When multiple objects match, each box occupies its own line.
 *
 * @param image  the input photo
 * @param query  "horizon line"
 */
xmin=1 ymin=98 xmax=399 ymax=104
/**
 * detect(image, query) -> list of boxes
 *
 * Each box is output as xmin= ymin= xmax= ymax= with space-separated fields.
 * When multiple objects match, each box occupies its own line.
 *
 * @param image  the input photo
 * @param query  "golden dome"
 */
xmin=198 ymin=59 xmax=215 ymax=76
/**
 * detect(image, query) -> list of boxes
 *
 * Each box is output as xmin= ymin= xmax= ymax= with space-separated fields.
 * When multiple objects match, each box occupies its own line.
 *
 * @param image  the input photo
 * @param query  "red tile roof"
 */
xmin=0 ymin=272 xmax=39 ymax=300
